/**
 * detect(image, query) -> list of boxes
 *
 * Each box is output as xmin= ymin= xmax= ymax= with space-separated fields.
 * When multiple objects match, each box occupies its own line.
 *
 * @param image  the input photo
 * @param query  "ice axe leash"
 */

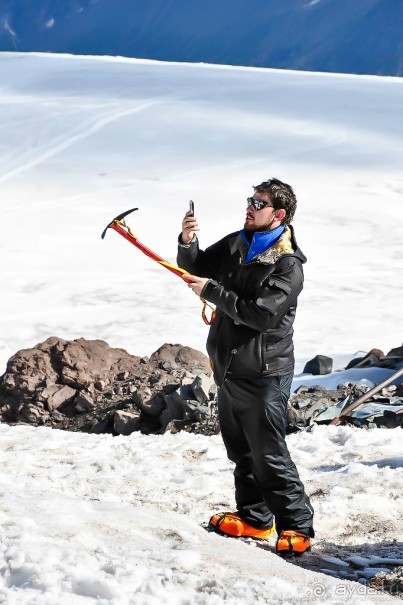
xmin=101 ymin=208 xmax=216 ymax=325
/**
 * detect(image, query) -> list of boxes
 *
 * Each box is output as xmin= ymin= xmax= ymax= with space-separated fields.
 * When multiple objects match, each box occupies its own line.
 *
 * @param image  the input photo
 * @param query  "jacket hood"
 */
xmin=288 ymin=224 xmax=307 ymax=264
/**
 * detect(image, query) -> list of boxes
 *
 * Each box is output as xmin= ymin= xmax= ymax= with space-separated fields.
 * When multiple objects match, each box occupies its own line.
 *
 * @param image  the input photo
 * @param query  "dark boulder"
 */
xmin=303 ymin=355 xmax=333 ymax=376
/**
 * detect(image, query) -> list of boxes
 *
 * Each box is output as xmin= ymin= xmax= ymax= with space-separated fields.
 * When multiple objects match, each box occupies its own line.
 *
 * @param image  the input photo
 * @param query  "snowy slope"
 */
xmin=0 ymin=52 xmax=402 ymax=604
xmin=0 ymin=0 xmax=402 ymax=76
xmin=0 ymin=52 xmax=402 ymax=374
xmin=0 ymin=422 xmax=401 ymax=604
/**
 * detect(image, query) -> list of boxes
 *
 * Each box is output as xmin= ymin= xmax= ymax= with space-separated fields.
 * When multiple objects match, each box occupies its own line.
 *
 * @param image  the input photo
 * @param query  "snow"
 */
xmin=0 ymin=52 xmax=402 ymax=603
xmin=0 ymin=52 xmax=402 ymax=374
xmin=0 ymin=423 xmax=401 ymax=604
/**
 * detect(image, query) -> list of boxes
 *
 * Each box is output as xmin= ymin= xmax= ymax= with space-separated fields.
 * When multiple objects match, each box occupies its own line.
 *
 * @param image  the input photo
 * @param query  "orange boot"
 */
xmin=209 ymin=512 xmax=275 ymax=540
xmin=276 ymin=530 xmax=311 ymax=556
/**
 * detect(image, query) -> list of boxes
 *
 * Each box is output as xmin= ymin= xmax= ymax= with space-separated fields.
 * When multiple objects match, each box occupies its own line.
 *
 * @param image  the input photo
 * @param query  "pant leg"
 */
xmin=221 ymin=374 xmax=315 ymax=537
xmin=217 ymin=384 xmax=274 ymax=528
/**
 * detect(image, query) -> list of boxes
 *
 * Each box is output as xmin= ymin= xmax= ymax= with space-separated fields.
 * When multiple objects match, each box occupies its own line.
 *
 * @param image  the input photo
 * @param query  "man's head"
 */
xmin=244 ymin=177 xmax=297 ymax=232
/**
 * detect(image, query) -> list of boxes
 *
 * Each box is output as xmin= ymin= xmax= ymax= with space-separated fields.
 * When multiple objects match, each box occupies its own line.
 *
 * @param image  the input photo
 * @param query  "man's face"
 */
xmin=244 ymin=192 xmax=277 ymax=232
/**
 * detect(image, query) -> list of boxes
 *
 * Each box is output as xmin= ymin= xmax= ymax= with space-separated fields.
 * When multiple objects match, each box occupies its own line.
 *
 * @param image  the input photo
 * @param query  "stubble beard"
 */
xmin=244 ymin=215 xmax=277 ymax=233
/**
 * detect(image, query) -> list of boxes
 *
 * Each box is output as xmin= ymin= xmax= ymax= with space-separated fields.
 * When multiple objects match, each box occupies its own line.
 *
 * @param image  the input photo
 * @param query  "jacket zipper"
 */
xmin=222 ymin=348 xmax=237 ymax=383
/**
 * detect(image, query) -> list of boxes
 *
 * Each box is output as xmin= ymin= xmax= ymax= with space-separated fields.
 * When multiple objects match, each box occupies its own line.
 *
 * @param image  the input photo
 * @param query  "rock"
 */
xmin=148 ymin=374 xmax=161 ymax=386
xmin=181 ymin=371 xmax=196 ymax=382
xmin=294 ymin=385 xmax=309 ymax=393
xmin=346 ymin=348 xmax=384 ymax=370
xmin=0 ymin=336 xmax=142 ymax=402
xmin=46 ymin=385 xmax=77 ymax=411
xmin=294 ymin=398 xmax=311 ymax=410
xmin=20 ymin=404 xmax=44 ymax=423
xmin=191 ymin=373 xmax=215 ymax=404
xmin=1 ymin=338 xmax=59 ymax=400
xmin=303 ymin=355 xmax=333 ymax=375
xmin=159 ymin=360 xmax=178 ymax=371
xmin=382 ymin=345 xmax=403 ymax=368
xmin=38 ymin=385 xmax=62 ymax=403
xmin=179 ymin=383 xmax=193 ymax=400
xmin=208 ymin=383 xmax=218 ymax=400
xmin=51 ymin=410 xmax=65 ymax=422
xmin=90 ymin=417 xmax=114 ymax=434
xmin=160 ymin=391 xmax=187 ymax=430
xmin=56 ymin=338 xmax=141 ymax=390
xmin=75 ymin=390 xmax=95 ymax=413
xmin=113 ymin=410 xmax=141 ymax=436
xmin=367 ymin=566 xmax=403 ymax=597
xmin=136 ymin=393 xmax=166 ymax=417
xmin=150 ymin=343 xmax=211 ymax=375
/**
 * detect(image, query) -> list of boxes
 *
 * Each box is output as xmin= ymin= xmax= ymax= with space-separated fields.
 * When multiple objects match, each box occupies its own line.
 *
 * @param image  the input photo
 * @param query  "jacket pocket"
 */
xmin=263 ymin=334 xmax=293 ymax=373
xmin=227 ymin=331 xmax=263 ymax=377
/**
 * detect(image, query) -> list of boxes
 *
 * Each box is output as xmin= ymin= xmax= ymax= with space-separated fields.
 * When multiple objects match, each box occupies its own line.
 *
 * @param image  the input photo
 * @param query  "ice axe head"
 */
xmin=101 ymin=208 xmax=138 ymax=239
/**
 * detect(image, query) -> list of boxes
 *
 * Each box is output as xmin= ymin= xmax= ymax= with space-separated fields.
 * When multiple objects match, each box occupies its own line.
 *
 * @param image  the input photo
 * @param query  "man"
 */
xmin=177 ymin=178 xmax=314 ymax=556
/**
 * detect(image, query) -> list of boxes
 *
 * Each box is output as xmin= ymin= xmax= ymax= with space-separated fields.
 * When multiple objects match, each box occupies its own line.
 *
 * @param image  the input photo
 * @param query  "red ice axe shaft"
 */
xmin=101 ymin=208 xmax=216 ymax=325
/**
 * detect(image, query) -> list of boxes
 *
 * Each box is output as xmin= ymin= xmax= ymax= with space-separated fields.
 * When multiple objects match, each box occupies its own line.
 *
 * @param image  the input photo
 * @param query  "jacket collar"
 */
xmin=228 ymin=224 xmax=307 ymax=265
xmin=240 ymin=225 xmax=285 ymax=263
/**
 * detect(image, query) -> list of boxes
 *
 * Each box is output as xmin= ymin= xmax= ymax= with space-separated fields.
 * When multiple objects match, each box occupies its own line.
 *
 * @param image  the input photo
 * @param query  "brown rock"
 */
xmin=46 ymin=385 xmax=77 ymax=411
xmin=136 ymin=392 xmax=166 ymax=417
xmin=39 ymin=385 xmax=61 ymax=402
xmin=113 ymin=410 xmax=141 ymax=436
xmin=20 ymin=404 xmax=44 ymax=423
xmin=57 ymin=338 xmax=141 ymax=390
xmin=150 ymin=343 xmax=211 ymax=375
xmin=2 ymin=338 xmax=59 ymax=399
xmin=75 ymin=390 xmax=95 ymax=413
xmin=0 ymin=337 xmax=142 ymax=403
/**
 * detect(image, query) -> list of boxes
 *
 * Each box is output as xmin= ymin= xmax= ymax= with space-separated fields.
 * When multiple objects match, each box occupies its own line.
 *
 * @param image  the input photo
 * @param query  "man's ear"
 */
xmin=275 ymin=208 xmax=286 ymax=222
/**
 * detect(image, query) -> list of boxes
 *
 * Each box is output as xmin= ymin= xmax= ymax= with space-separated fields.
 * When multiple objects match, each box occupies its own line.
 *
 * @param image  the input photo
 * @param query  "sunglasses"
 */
xmin=246 ymin=197 xmax=274 ymax=211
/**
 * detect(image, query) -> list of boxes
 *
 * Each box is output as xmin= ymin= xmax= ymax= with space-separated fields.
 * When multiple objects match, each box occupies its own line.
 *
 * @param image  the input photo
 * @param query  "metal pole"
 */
xmin=330 ymin=366 xmax=403 ymax=426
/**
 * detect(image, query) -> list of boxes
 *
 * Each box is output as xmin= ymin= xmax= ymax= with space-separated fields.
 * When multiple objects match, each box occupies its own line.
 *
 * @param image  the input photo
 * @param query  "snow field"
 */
xmin=0 ymin=52 xmax=402 ymax=603
xmin=0 ymin=423 xmax=401 ymax=604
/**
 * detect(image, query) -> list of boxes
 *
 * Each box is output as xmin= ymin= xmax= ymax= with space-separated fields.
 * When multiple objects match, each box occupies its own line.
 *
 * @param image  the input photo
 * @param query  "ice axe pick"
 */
xmin=101 ymin=208 xmax=216 ymax=325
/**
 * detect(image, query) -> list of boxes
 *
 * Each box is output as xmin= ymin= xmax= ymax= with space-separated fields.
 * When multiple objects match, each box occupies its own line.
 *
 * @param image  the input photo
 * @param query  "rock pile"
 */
xmin=0 ymin=337 xmax=218 ymax=436
xmin=287 ymin=382 xmax=403 ymax=432
xmin=1 ymin=338 xmax=402 ymax=436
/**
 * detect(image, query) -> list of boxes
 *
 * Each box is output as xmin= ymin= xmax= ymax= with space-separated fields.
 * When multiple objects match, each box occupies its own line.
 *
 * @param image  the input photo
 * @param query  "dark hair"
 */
xmin=253 ymin=178 xmax=297 ymax=225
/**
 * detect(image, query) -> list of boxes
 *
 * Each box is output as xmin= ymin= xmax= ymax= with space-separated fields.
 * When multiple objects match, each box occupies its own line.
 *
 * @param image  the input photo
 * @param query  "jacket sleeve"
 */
xmin=177 ymin=234 xmax=227 ymax=281
xmin=200 ymin=257 xmax=304 ymax=332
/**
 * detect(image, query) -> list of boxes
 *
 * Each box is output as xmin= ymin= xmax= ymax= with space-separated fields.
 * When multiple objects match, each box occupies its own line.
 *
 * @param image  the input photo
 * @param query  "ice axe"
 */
xmin=101 ymin=208 xmax=216 ymax=325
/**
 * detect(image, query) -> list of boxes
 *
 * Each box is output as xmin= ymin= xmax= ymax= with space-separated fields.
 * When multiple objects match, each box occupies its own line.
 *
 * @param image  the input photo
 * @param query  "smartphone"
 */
xmin=189 ymin=200 xmax=194 ymax=216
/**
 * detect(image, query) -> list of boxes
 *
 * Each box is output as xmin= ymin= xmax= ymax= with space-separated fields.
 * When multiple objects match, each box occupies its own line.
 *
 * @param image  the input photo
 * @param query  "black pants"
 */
xmin=217 ymin=373 xmax=314 ymax=537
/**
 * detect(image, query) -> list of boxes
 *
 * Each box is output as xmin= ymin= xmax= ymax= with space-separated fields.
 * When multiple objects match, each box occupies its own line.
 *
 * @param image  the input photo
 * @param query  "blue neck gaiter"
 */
xmin=240 ymin=224 xmax=285 ymax=263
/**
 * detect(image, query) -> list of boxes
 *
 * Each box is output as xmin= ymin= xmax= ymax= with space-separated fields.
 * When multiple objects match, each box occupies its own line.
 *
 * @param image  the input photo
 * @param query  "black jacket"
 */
xmin=177 ymin=226 xmax=307 ymax=387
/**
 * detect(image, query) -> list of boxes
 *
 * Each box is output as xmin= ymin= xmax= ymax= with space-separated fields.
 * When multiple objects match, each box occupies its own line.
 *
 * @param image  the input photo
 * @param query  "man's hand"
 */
xmin=181 ymin=210 xmax=199 ymax=244
xmin=183 ymin=274 xmax=209 ymax=296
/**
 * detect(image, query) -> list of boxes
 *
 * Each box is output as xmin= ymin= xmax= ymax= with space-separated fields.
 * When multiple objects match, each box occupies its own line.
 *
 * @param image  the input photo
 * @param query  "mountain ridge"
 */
xmin=0 ymin=0 xmax=402 ymax=77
